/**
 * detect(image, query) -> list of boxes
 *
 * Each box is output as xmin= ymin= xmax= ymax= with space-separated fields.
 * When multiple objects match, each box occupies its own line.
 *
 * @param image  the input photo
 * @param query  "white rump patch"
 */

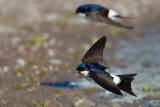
xmin=108 ymin=9 xmax=119 ymax=21
xmin=110 ymin=74 xmax=121 ymax=85
xmin=81 ymin=70 xmax=89 ymax=77
xmin=77 ymin=13 xmax=86 ymax=18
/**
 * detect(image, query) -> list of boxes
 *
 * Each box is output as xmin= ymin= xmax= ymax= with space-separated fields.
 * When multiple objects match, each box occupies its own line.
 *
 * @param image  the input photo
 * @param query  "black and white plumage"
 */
xmin=76 ymin=4 xmax=133 ymax=29
xmin=76 ymin=36 xmax=137 ymax=96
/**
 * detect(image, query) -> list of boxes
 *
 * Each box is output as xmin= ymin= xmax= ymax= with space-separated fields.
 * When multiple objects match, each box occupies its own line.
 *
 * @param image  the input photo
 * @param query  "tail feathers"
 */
xmin=117 ymin=73 xmax=137 ymax=97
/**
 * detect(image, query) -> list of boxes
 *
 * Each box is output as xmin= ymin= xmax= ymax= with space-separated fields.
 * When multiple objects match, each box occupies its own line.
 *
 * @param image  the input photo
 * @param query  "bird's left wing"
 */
xmin=82 ymin=36 xmax=107 ymax=64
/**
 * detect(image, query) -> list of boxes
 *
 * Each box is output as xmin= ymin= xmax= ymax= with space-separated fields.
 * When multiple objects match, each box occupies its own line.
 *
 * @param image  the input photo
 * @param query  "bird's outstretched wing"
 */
xmin=90 ymin=72 xmax=122 ymax=95
xmin=82 ymin=36 xmax=107 ymax=64
xmin=105 ymin=18 xmax=133 ymax=29
xmin=88 ymin=9 xmax=133 ymax=29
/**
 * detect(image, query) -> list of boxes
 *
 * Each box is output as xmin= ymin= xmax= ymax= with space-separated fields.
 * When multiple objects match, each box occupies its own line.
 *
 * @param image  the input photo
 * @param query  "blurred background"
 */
xmin=0 ymin=0 xmax=160 ymax=107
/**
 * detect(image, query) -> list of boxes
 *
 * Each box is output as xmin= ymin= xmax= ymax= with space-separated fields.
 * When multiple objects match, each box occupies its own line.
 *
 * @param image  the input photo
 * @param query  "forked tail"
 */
xmin=117 ymin=73 xmax=137 ymax=97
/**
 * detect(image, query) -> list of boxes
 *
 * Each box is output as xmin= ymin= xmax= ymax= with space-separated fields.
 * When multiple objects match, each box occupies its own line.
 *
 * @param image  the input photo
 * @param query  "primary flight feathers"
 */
xmin=82 ymin=36 xmax=107 ymax=63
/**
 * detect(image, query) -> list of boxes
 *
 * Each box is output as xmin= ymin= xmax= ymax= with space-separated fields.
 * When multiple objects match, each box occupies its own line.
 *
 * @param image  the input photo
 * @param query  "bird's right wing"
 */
xmin=90 ymin=72 xmax=122 ymax=95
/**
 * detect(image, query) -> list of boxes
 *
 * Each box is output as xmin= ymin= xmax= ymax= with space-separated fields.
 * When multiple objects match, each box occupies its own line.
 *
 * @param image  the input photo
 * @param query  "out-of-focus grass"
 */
xmin=55 ymin=89 xmax=62 ymax=94
xmin=28 ymin=36 xmax=48 ymax=44
xmin=12 ymin=83 xmax=29 ymax=90
xmin=73 ymin=98 xmax=85 ymax=106
xmin=32 ymin=100 xmax=51 ymax=107
xmin=143 ymin=85 xmax=150 ymax=92
xmin=13 ymin=66 xmax=24 ymax=74
xmin=26 ymin=75 xmax=39 ymax=86
xmin=83 ymin=86 xmax=99 ymax=92
xmin=110 ymin=26 xmax=125 ymax=36
xmin=143 ymin=85 xmax=160 ymax=93
xmin=26 ymin=59 xmax=42 ymax=66
xmin=12 ymin=75 xmax=40 ymax=90
xmin=0 ymin=92 xmax=9 ymax=106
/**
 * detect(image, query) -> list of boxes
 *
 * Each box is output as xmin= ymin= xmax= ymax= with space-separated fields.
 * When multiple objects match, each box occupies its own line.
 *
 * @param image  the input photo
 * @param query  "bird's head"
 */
xmin=76 ymin=64 xmax=89 ymax=77
xmin=76 ymin=4 xmax=102 ymax=18
xmin=76 ymin=64 xmax=88 ymax=72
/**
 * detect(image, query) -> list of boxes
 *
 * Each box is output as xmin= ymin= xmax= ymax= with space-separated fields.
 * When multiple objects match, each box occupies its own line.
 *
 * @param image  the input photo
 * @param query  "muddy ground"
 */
xmin=0 ymin=0 xmax=160 ymax=107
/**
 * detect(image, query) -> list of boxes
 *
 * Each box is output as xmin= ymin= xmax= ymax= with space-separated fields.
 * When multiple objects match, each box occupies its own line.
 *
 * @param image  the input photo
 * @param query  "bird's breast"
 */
xmin=77 ymin=13 xmax=86 ymax=18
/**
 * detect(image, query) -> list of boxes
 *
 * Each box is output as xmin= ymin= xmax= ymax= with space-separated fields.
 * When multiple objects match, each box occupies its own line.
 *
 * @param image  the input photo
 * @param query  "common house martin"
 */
xmin=76 ymin=36 xmax=137 ymax=96
xmin=76 ymin=4 xmax=133 ymax=29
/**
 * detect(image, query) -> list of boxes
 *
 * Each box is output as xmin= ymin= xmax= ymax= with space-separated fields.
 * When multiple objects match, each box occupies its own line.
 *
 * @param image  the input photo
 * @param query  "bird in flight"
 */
xmin=76 ymin=36 xmax=137 ymax=96
xmin=76 ymin=4 xmax=133 ymax=29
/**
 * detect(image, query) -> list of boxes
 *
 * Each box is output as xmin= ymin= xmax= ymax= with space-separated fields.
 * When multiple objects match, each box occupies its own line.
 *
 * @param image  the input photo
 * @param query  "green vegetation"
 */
xmin=12 ymin=75 xmax=40 ymax=90
xmin=32 ymin=100 xmax=51 ymax=107
xmin=12 ymin=83 xmax=29 ymax=90
xmin=55 ymin=89 xmax=62 ymax=94
xmin=26 ymin=60 xmax=42 ymax=66
xmin=83 ymin=86 xmax=99 ymax=92
xmin=143 ymin=85 xmax=150 ymax=92
xmin=26 ymin=75 xmax=39 ymax=85
xmin=143 ymin=85 xmax=160 ymax=92
xmin=110 ymin=26 xmax=125 ymax=35
xmin=28 ymin=36 xmax=48 ymax=44
xmin=74 ymin=98 xmax=85 ymax=106
xmin=13 ymin=66 xmax=24 ymax=74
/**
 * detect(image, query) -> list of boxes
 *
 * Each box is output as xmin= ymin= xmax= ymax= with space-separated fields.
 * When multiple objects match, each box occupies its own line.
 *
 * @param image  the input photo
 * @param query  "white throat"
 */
xmin=80 ymin=70 xmax=89 ymax=77
xmin=108 ymin=9 xmax=119 ymax=21
xmin=110 ymin=74 xmax=121 ymax=85
xmin=77 ymin=13 xmax=86 ymax=18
